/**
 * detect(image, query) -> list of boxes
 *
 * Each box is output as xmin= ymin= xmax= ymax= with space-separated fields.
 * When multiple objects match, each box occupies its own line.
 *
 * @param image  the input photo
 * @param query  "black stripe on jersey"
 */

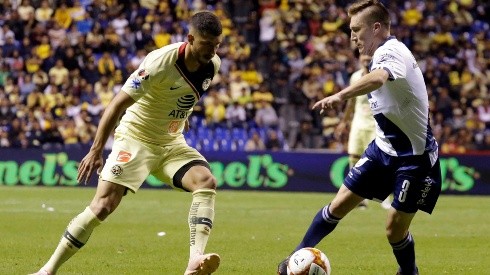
xmin=175 ymin=43 xmax=216 ymax=100
xmin=373 ymin=113 xmax=413 ymax=156
xmin=425 ymin=116 xmax=438 ymax=152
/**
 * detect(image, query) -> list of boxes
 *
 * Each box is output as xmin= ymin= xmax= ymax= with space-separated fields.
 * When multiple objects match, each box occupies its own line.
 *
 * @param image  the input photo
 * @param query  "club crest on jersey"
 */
xmin=137 ymin=69 xmax=150 ymax=80
xmin=202 ymin=78 xmax=211 ymax=91
xmin=111 ymin=165 xmax=123 ymax=176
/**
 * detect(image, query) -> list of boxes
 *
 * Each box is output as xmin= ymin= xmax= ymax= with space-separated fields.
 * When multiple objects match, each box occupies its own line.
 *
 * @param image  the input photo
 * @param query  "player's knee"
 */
xmin=89 ymin=199 xmax=116 ymax=220
xmin=196 ymin=173 xmax=217 ymax=190
xmin=385 ymin=223 xmax=408 ymax=243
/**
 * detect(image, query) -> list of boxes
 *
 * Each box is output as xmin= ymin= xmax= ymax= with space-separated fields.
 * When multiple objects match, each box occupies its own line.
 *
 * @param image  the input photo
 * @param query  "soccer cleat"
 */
xmin=184 ymin=253 xmax=220 ymax=275
xmin=28 ymin=269 xmax=51 ymax=275
xmin=276 ymin=256 xmax=289 ymax=275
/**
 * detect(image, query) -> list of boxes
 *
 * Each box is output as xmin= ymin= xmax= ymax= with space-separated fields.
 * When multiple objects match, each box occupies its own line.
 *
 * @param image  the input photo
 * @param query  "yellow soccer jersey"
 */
xmin=350 ymin=69 xmax=375 ymax=131
xmin=118 ymin=42 xmax=220 ymax=145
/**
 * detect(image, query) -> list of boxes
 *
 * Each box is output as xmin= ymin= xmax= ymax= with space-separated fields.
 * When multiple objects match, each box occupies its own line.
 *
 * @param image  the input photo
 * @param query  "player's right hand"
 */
xmin=312 ymin=93 xmax=342 ymax=114
xmin=77 ymin=150 xmax=104 ymax=185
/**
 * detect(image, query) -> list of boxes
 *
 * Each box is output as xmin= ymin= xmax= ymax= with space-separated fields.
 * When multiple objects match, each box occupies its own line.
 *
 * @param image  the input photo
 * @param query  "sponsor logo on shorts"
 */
xmin=417 ymin=177 xmax=433 ymax=205
xmin=111 ymin=165 xmax=123 ymax=176
xmin=352 ymin=157 xmax=368 ymax=174
xmin=352 ymin=167 xmax=361 ymax=175
xmin=355 ymin=157 xmax=369 ymax=167
xmin=116 ymin=151 xmax=132 ymax=162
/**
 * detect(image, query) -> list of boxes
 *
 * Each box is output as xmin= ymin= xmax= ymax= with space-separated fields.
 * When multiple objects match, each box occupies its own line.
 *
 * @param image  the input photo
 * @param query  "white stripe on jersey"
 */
xmin=368 ymin=37 xmax=437 ymax=156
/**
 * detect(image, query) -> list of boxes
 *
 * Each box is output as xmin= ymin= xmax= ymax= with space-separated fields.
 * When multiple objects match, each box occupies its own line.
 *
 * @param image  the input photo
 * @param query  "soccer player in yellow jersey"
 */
xmin=31 ymin=11 xmax=223 ymax=275
xmin=338 ymin=54 xmax=375 ymax=168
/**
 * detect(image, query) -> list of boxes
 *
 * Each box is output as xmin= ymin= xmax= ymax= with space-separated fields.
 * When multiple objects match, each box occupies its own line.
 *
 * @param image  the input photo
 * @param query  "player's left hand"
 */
xmin=77 ymin=150 xmax=104 ymax=185
xmin=184 ymin=119 xmax=190 ymax=132
xmin=312 ymin=94 xmax=342 ymax=114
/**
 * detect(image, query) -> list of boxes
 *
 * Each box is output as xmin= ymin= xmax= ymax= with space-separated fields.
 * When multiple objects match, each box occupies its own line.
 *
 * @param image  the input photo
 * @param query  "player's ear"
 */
xmin=373 ymin=22 xmax=381 ymax=34
xmin=187 ymin=34 xmax=194 ymax=44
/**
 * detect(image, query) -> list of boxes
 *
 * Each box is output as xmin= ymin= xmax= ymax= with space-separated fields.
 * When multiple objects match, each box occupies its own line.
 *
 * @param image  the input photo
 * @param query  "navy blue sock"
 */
xmin=295 ymin=204 xmax=340 ymax=251
xmin=391 ymin=232 xmax=417 ymax=274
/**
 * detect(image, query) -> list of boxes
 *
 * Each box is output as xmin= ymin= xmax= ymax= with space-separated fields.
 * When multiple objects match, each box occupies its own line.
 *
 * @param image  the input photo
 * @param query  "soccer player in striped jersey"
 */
xmin=278 ymin=1 xmax=441 ymax=274
xmin=32 ymin=11 xmax=223 ymax=275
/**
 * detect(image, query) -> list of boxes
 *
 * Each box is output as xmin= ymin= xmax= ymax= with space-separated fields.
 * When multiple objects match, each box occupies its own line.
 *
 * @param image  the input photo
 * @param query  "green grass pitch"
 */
xmin=0 ymin=186 xmax=489 ymax=274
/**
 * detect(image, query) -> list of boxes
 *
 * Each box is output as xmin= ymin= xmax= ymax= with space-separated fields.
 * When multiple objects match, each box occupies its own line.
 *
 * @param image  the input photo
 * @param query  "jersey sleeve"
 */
xmin=121 ymin=50 xmax=172 ymax=101
xmin=370 ymin=46 xmax=406 ymax=81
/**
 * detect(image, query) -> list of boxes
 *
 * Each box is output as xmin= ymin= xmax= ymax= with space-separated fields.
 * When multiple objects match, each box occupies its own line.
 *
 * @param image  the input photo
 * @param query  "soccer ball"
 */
xmin=287 ymin=247 xmax=331 ymax=275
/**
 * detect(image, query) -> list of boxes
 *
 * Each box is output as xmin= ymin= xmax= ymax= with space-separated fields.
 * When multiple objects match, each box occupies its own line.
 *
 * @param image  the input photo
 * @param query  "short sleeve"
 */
xmin=370 ymin=46 xmax=406 ymax=81
xmin=121 ymin=51 xmax=170 ymax=101
xmin=121 ymin=67 xmax=150 ymax=101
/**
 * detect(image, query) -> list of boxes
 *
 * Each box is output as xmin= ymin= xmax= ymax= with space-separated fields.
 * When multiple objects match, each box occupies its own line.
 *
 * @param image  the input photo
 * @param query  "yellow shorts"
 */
xmin=100 ymin=135 xmax=207 ymax=192
xmin=347 ymin=127 xmax=376 ymax=156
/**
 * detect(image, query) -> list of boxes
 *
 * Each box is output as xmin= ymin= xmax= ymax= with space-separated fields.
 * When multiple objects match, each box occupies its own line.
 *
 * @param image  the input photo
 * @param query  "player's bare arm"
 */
xmin=312 ymin=68 xmax=389 ymax=113
xmin=77 ymin=91 xmax=136 ymax=184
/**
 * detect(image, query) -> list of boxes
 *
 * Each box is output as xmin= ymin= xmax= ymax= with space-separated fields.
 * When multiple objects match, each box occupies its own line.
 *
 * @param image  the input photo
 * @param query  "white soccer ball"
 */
xmin=287 ymin=247 xmax=331 ymax=275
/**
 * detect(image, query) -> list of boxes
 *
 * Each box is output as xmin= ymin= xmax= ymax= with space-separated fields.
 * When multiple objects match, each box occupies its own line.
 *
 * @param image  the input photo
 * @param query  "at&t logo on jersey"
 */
xmin=168 ymin=95 xmax=195 ymax=119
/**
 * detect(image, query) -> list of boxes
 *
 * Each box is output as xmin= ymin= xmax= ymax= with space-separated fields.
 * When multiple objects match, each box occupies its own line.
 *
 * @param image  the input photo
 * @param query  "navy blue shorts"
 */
xmin=344 ymin=141 xmax=441 ymax=214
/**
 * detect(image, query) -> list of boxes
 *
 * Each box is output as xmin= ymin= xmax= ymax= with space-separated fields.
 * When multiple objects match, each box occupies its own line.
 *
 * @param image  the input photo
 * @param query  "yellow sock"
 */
xmin=188 ymin=188 xmax=216 ymax=257
xmin=43 ymin=207 xmax=101 ymax=273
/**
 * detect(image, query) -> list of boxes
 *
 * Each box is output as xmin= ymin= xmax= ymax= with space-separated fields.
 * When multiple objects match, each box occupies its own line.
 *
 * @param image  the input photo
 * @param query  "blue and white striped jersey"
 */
xmin=368 ymin=36 xmax=437 ymax=156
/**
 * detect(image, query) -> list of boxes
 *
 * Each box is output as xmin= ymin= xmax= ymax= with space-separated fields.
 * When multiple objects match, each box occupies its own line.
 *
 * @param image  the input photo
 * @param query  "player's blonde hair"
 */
xmin=348 ymin=0 xmax=390 ymax=28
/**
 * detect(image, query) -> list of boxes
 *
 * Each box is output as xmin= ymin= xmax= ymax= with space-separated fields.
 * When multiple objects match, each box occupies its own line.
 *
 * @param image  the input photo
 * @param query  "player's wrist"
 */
xmin=337 ymin=90 xmax=349 ymax=101
xmin=88 ymin=145 xmax=104 ymax=155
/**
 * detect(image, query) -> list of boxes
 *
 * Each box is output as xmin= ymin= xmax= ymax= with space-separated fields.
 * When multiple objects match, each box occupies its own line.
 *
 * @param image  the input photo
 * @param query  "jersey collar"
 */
xmin=379 ymin=35 xmax=396 ymax=48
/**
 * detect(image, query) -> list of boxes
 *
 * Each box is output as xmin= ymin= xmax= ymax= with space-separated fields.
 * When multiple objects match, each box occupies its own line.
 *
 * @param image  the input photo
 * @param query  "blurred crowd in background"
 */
xmin=0 ymin=0 xmax=489 ymax=153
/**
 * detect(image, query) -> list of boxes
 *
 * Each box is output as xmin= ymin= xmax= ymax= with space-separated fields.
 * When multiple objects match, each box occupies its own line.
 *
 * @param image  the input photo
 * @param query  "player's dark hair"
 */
xmin=190 ymin=11 xmax=222 ymax=37
xmin=348 ymin=0 xmax=390 ymax=28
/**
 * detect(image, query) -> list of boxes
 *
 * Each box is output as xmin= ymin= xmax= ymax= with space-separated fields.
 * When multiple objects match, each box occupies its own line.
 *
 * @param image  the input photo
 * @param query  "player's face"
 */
xmin=189 ymin=32 xmax=222 ymax=65
xmin=350 ymin=13 xmax=378 ymax=56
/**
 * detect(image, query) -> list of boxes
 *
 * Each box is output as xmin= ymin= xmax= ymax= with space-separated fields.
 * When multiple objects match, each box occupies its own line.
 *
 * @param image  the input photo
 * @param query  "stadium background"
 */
xmin=0 ymin=0 xmax=489 ymax=194
xmin=1 ymin=1 xmax=490 ymax=274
